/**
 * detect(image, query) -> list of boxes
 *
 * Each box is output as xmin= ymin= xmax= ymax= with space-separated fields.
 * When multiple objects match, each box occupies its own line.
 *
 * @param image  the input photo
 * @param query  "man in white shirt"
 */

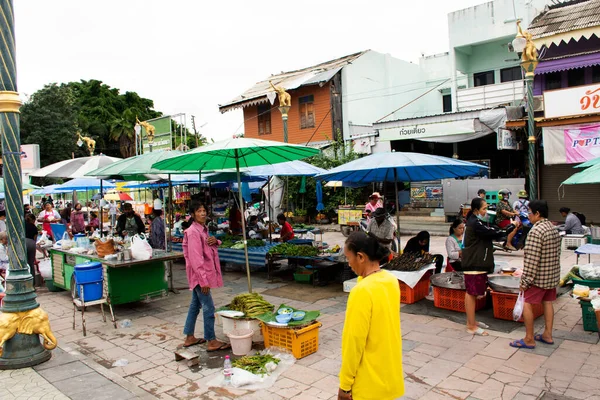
xmin=367 ymin=208 xmax=395 ymax=251
xmin=513 ymin=190 xmax=530 ymax=215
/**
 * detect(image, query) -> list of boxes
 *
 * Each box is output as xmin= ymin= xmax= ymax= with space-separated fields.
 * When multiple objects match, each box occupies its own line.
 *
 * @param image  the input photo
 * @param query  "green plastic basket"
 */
xmin=579 ymin=300 xmax=599 ymax=332
xmin=572 ymin=277 xmax=600 ymax=288
xmin=294 ymin=271 xmax=313 ymax=283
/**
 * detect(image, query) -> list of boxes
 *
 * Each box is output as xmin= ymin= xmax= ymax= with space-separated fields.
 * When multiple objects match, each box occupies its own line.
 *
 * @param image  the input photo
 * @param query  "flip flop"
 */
xmin=183 ymin=338 xmax=207 ymax=348
xmin=509 ymin=339 xmax=535 ymax=349
xmin=467 ymin=327 xmax=489 ymax=336
xmin=207 ymin=342 xmax=232 ymax=352
xmin=534 ymin=333 xmax=554 ymax=345
xmin=477 ymin=322 xmax=490 ymax=329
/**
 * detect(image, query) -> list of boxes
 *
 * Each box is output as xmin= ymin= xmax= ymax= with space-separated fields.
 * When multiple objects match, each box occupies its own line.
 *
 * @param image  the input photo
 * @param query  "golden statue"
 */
xmin=0 ymin=307 xmax=57 ymax=356
xmin=517 ymin=20 xmax=538 ymax=63
xmin=269 ymin=81 xmax=292 ymax=107
xmin=136 ymin=117 xmax=156 ymax=143
xmin=77 ymin=131 xmax=96 ymax=156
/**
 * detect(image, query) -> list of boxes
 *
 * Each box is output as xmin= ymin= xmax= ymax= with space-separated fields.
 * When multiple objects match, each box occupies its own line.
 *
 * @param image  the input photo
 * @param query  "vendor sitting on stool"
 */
xmin=404 ymin=231 xmax=444 ymax=274
xmin=367 ymin=208 xmax=395 ymax=261
xmin=275 ymin=213 xmax=294 ymax=242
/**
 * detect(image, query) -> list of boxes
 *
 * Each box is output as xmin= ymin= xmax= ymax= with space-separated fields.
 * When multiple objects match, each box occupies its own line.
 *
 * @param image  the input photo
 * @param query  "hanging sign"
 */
xmin=544 ymin=83 xmax=600 ymax=119
xmin=378 ymin=120 xmax=475 ymax=141
xmin=497 ymin=129 xmax=519 ymax=150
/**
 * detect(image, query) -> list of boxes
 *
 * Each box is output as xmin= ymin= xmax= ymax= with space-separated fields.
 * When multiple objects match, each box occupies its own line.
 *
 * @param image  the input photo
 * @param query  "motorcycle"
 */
xmin=491 ymin=210 xmax=532 ymax=253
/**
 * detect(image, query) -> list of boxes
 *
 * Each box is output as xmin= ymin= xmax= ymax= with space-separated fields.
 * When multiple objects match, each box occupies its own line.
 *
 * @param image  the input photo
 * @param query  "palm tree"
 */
xmin=110 ymin=108 xmax=136 ymax=158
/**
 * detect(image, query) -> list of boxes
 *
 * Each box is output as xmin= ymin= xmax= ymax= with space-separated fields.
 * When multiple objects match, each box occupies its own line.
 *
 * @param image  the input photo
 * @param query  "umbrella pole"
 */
xmin=100 ymin=180 xmax=104 ymax=237
xmin=394 ymin=169 xmax=401 ymax=250
xmin=168 ymin=174 xmax=173 ymax=252
xmin=235 ymin=151 xmax=252 ymax=293
xmin=268 ymin=176 xmax=272 ymax=244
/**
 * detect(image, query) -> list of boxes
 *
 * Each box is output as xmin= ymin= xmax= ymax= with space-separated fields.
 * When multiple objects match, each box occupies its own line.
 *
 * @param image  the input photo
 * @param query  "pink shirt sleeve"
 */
xmin=183 ymin=227 xmax=209 ymax=288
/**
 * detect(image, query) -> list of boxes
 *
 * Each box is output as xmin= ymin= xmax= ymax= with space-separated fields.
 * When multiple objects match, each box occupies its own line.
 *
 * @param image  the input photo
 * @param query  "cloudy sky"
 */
xmin=14 ymin=0 xmax=485 ymax=142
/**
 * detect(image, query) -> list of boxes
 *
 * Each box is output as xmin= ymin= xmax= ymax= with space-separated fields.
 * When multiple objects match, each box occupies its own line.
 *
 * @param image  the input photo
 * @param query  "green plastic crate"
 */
xmin=585 ymin=235 xmax=600 ymax=245
xmin=579 ymin=300 xmax=599 ymax=332
xmin=572 ymin=277 xmax=600 ymax=288
xmin=294 ymin=271 xmax=313 ymax=283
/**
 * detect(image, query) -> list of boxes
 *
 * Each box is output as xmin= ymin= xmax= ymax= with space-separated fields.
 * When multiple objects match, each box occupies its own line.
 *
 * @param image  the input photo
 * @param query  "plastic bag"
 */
xmin=231 ymin=367 xmax=263 ymax=388
xmin=573 ymin=284 xmax=590 ymax=298
xmin=513 ymin=291 xmax=525 ymax=321
xmin=60 ymin=232 xmax=75 ymax=250
xmin=38 ymin=259 xmax=52 ymax=279
xmin=131 ymin=234 xmax=153 ymax=260
xmin=37 ymin=231 xmax=49 ymax=246
xmin=579 ymin=264 xmax=600 ymax=280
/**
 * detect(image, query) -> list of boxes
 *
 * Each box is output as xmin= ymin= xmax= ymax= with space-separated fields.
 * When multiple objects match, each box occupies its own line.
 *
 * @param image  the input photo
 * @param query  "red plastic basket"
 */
xmin=433 ymin=286 xmax=486 ymax=313
xmin=400 ymin=271 xmax=432 ymax=304
xmin=491 ymin=290 xmax=543 ymax=322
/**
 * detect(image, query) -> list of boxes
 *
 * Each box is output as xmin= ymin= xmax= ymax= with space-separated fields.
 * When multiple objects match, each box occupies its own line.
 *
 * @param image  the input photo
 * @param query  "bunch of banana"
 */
xmin=229 ymin=293 xmax=274 ymax=317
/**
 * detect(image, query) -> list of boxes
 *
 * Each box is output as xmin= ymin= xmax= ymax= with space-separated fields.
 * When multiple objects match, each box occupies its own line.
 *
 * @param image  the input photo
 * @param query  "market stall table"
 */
xmin=50 ymin=249 xmax=183 ymax=305
xmin=218 ymin=244 xmax=279 ymax=270
xmin=266 ymin=253 xmax=343 ymax=282
xmin=575 ymin=243 xmax=600 ymax=263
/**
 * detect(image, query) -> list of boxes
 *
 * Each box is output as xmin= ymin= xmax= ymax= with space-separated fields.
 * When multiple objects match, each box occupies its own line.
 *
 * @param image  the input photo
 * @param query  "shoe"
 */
xmin=505 ymin=244 xmax=517 ymax=251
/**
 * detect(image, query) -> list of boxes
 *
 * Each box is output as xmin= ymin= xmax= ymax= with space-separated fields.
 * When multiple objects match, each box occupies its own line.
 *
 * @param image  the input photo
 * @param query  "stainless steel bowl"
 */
xmin=488 ymin=275 xmax=521 ymax=294
xmin=430 ymin=272 xmax=465 ymax=290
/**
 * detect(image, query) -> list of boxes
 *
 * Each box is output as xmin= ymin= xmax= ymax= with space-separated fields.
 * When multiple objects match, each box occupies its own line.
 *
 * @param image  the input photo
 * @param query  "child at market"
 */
xmin=182 ymin=200 xmax=231 ymax=351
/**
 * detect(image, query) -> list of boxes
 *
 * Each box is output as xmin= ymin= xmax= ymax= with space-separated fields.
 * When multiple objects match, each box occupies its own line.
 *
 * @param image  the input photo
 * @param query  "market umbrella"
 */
xmin=316 ymin=152 xmax=488 ymax=246
xmin=561 ymin=163 xmax=600 ymax=185
xmin=54 ymin=178 xmax=117 ymax=191
xmin=152 ymin=137 xmax=320 ymax=292
xmin=85 ymin=151 xmax=184 ymax=180
xmin=29 ymin=154 xmax=121 ymax=179
xmin=104 ymin=191 xmax=134 ymax=201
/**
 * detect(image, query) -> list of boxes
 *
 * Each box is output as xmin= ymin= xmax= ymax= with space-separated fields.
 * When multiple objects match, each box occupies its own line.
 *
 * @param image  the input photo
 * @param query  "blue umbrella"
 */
xmin=315 ymin=152 xmax=488 ymax=246
xmin=316 ymin=181 xmax=324 ymax=212
xmin=54 ymin=178 xmax=117 ymax=191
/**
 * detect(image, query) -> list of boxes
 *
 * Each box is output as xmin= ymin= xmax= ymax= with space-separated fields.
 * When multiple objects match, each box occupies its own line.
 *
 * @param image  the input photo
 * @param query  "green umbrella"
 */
xmin=152 ymin=137 xmax=320 ymax=292
xmin=562 ymin=163 xmax=600 ymax=185
xmin=575 ymin=156 xmax=600 ymax=169
xmin=0 ymin=178 xmax=40 ymax=193
xmin=85 ymin=151 xmax=185 ymax=180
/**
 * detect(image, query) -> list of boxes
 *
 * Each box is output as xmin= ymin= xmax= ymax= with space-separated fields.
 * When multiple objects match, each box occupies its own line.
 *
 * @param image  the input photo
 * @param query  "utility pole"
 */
xmin=191 ymin=115 xmax=198 ymax=148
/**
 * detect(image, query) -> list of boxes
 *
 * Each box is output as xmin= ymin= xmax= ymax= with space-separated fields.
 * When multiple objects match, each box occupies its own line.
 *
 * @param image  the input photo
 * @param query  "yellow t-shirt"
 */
xmin=339 ymin=270 xmax=404 ymax=400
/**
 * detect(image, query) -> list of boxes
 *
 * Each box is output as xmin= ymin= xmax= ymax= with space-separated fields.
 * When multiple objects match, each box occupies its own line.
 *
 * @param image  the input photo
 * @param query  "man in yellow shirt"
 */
xmin=339 ymin=232 xmax=404 ymax=400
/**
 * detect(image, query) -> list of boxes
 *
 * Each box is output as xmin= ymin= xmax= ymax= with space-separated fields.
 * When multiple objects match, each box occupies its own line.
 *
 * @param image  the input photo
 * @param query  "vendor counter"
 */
xmin=50 ymin=249 xmax=183 ymax=305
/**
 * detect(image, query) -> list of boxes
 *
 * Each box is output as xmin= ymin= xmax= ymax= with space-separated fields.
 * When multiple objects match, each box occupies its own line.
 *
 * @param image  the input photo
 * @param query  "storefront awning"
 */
xmin=536 ymin=52 xmax=600 ymax=75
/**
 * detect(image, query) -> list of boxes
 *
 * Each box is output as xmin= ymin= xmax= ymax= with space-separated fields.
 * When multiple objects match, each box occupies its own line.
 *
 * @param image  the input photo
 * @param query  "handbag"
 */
xmin=513 ymin=291 xmax=525 ymax=321
xmin=95 ymin=238 xmax=116 ymax=258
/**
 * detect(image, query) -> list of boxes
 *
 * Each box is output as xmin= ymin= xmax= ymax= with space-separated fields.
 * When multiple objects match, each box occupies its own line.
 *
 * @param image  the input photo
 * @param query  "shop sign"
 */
xmin=564 ymin=125 xmax=600 ymax=163
xmin=544 ymin=83 xmax=600 ymax=119
xmin=378 ymin=119 xmax=475 ymax=141
xmin=497 ymin=129 xmax=519 ymax=150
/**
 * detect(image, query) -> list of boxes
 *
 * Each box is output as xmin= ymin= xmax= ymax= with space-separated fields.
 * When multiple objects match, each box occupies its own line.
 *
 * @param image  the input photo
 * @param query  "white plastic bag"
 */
xmin=513 ymin=291 xmax=525 ymax=321
xmin=130 ymin=234 xmax=153 ymax=260
xmin=579 ymin=264 xmax=600 ymax=280
xmin=37 ymin=231 xmax=49 ymax=246
xmin=60 ymin=232 xmax=76 ymax=250
xmin=38 ymin=259 xmax=52 ymax=279
xmin=231 ymin=367 xmax=263 ymax=388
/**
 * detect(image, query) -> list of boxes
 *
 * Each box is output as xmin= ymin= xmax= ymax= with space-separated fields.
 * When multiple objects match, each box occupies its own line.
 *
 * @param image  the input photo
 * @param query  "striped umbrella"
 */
xmin=29 ymin=154 xmax=122 ymax=179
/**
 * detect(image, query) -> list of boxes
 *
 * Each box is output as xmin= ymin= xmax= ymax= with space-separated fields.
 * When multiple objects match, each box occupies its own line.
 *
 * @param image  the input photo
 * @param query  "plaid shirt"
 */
xmin=521 ymin=219 xmax=562 ymax=290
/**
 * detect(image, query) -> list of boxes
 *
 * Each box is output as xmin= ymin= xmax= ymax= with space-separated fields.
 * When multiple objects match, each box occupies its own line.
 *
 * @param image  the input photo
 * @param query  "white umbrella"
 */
xmin=29 ymin=154 xmax=122 ymax=179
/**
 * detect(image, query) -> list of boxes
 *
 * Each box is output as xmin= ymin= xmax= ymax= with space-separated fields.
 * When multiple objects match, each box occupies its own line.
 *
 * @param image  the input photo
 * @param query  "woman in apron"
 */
xmin=37 ymin=201 xmax=61 ymax=240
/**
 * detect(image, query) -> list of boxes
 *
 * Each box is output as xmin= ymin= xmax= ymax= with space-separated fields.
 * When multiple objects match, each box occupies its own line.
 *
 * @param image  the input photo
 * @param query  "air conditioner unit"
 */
xmin=532 ymin=95 xmax=544 ymax=112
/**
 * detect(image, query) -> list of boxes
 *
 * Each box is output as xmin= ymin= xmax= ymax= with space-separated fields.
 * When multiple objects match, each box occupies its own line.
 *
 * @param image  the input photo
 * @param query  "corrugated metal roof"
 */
xmin=218 ymin=51 xmax=367 ymax=113
xmin=529 ymin=0 xmax=600 ymax=40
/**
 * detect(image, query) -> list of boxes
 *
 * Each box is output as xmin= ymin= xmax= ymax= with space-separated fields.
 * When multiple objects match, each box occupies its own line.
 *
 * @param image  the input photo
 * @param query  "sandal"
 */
xmin=467 ymin=327 xmax=489 ymax=336
xmin=183 ymin=338 xmax=207 ymax=348
xmin=509 ymin=339 xmax=535 ymax=349
xmin=207 ymin=342 xmax=232 ymax=352
xmin=534 ymin=333 xmax=554 ymax=345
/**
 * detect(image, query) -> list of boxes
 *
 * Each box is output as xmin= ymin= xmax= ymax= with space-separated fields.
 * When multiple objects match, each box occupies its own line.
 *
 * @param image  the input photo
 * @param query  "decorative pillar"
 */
xmin=0 ymin=0 xmax=56 ymax=369
xmin=525 ymin=68 xmax=537 ymax=200
xmin=279 ymin=106 xmax=290 ymax=143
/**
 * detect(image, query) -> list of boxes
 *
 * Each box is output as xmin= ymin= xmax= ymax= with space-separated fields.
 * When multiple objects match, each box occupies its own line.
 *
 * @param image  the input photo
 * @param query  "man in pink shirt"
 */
xmin=182 ymin=201 xmax=230 ymax=351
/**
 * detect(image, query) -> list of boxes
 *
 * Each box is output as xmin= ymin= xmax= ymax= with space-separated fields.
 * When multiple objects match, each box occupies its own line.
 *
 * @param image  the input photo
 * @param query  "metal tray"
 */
xmin=430 ymin=272 xmax=465 ymax=290
xmin=488 ymin=275 xmax=521 ymax=294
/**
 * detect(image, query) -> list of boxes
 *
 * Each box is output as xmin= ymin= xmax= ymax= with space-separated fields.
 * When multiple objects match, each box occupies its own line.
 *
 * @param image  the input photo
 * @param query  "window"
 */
xmin=568 ymin=68 xmax=585 ymax=87
xmin=299 ymin=95 xmax=315 ymax=129
xmin=500 ymin=66 xmax=522 ymax=82
xmin=593 ymin=65 xmax=600 ymax=83
xmin=474 ymin=71 xmax=495 ymax=87
xmin=442 ymin=94 xmax=452 ymax=113
xmin=257 ymin=104 xmax=271 ymax=135
xmin=545 ymin=72 xmax=562 ymax=90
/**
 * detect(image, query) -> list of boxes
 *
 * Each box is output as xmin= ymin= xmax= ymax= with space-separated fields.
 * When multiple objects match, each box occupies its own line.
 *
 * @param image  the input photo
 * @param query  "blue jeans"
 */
xmin=183 ymin=285 xmax=216 ymax=340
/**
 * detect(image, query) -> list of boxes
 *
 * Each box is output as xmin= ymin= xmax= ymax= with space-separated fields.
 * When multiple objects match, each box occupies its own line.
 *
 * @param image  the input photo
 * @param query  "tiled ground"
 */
xmin=5 ymin=233 xmax=600 ymax=399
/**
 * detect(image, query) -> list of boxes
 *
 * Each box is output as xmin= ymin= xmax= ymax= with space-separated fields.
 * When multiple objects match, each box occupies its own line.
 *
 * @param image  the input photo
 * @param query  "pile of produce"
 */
xmin=232 ymin=353 xmax=280 ymax=376
xmin=560 ymin=264 xmax=600 ymax=286
xmin=385 ymin=252 xmax=434 ymax=272
xmin=220 ymin=237 xmax=265 ymax=249
xmin=229 ymin=293 xmax=274 ymax=317
xmin=293 ymin=224 xmax=315 ymax=230
xmin=268 ymin=243 xmax=319 ymax=257
xmin=220 ymin=235 xmax=243 ymax=249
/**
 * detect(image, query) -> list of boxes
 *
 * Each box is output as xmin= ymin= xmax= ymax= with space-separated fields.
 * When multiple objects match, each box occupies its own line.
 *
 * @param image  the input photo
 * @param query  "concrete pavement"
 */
xmin=6 ymin=233 xmax=599 ymax=400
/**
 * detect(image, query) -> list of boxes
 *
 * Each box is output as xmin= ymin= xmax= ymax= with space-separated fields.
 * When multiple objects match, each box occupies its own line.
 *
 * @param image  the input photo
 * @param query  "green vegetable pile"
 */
xmin=268 ymin=243 xmax=319 ymax=257
xmin=229 ymin=293 xmax=274 ymax=317
xmin=232 ymin=353 xmax=280 ymax=375
xmin=220 ymin=237 xmax=265 ymax=249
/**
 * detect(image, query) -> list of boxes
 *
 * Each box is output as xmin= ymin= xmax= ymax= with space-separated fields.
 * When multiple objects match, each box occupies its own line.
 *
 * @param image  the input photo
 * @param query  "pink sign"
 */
xmin=564 ymin=125 xmax=600 ymax=163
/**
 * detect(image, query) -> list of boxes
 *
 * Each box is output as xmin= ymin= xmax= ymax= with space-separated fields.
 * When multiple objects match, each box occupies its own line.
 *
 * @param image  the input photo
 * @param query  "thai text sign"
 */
xmin=544 ymin=83 xmax=600 ymax=119
xmin=378 ymin=120 xmax=475 ymax=141
xmin=564 ymin=124 xmax=600 ymax=164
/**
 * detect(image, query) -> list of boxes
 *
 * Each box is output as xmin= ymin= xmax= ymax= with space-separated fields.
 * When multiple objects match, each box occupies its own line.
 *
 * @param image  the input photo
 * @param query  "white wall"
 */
xmin=341 ymin=50 xmax=443 ymax=139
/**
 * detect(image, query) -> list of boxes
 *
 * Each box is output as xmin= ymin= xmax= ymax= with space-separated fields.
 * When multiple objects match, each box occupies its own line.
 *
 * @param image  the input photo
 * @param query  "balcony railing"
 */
xmin=457 ymin=80 xmax=525 ymax=111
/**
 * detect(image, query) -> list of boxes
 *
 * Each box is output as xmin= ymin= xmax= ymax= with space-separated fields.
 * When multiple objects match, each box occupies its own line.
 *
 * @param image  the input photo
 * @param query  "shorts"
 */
xmin=497 ymin=219 xmax=512 ymax=229
xmin=524 ymin=286 xmax=557 ymax=305
xmin=464 ymin=273 xmax=488 ymax=296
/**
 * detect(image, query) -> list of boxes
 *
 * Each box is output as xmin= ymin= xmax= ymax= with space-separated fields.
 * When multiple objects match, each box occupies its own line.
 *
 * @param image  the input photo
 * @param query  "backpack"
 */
xmin=573 ymin=212 xmax=586 ymax=226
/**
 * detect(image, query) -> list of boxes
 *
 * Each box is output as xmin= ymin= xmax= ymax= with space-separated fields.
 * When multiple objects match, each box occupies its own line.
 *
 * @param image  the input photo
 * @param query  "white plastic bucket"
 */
xmin=226 ymin=329 xmax=254 ymax=356
xmin=220 ymin=315 xmax=264 ymax=343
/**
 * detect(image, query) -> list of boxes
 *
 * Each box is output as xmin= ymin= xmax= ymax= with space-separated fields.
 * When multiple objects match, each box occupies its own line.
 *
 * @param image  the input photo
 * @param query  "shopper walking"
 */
xmin=182 ymin=200 xmax=230 ymax=351
xmin=462 ymin=197 xmax=505 ymax=336
xmin=338 ymin=232 xmax=404 ymax=400
xmin=510 ymin=200 xmax=561 ymax=349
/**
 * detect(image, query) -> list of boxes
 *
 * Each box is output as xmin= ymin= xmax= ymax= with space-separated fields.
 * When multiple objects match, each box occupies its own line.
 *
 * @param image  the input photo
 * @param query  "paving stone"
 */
xmin=438 ymin=341 xmax=488 ymax=364
xmin=478 ymin=337 xmax=519 ymax=360
xmin=310 ymin=357 xmax=341 ymax=375
xmin=281 ymin=364 xmax=329 ymax=385
xmin=503 ymin=351 xmax=547 ymax=375
xmin=267 ymin=376 xmax=310 ymax=399
xmin=464 ymin=354 xmax=505 ymax=374
xmin=50 ymin=371 xmax=113 ymax=396
xmin=36 ymin=361 xmax=94 ymax=383
xmin=414 ymin=358 xmax=462 ymax=386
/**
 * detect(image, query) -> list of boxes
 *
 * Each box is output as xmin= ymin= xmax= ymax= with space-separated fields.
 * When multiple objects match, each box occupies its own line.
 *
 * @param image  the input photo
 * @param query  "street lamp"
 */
xmin=513 ymin=20 xmax=539 ymax=200
xmin=269 ymin=81 xmax=292 ymax=143
xmin=0 ymin=0 xmax=56 ymax=368
xmin=134 ymin=123 xmax=142 ymax=155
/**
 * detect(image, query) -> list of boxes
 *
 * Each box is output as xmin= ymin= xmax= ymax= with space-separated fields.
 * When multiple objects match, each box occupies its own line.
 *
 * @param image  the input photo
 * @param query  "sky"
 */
xmin=14 ymin=0 xmax=487 ymax=142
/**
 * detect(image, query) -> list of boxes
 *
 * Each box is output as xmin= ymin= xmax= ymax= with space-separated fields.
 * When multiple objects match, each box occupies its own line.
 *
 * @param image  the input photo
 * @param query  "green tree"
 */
xmin=20 ymin=84 xmax=80 ymax=167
